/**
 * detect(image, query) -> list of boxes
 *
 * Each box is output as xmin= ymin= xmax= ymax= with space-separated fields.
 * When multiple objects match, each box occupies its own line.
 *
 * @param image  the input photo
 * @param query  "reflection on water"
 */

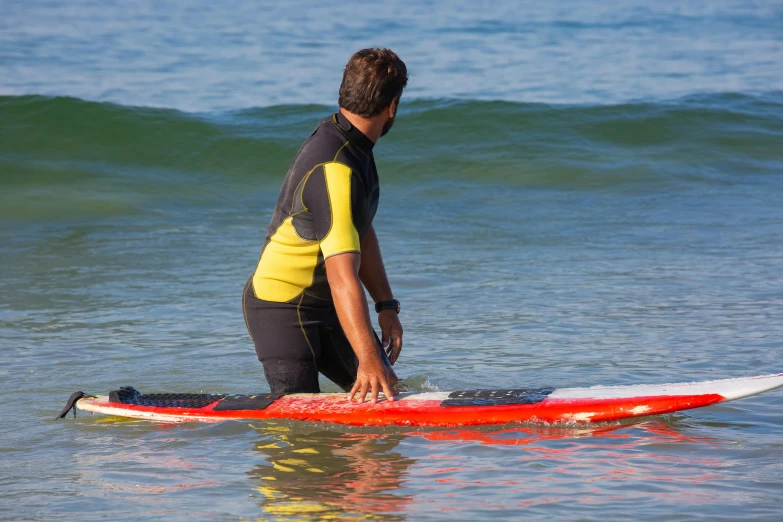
xmin=242 ymin=419 xmax=721 ymax=521
xmin=404 ymin=420 xmax=726 ymax=517
xmin=248 ymin=423 xmax=414 ymax=520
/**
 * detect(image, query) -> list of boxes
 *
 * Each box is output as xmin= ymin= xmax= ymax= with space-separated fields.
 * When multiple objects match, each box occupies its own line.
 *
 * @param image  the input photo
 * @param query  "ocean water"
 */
xmin=2 ymin=1 xmax=783 ymax=520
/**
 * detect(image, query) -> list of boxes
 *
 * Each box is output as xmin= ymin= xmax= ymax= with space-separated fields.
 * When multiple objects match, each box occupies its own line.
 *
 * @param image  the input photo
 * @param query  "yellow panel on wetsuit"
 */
xmin=252 ymin=162 xmax=361 ymax=303
xmin=252 ymin=216 xmax=321 ymax=303
xmin=320 ymin=162 xmax=361 ymax=258
xmin=250 ymin=112 xmax=379 ymax=305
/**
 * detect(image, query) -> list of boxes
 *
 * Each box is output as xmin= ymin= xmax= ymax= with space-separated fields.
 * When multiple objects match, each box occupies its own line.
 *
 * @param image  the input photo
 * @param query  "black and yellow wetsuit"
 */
xmin=243 ymin=112 xmax=389 ymax=396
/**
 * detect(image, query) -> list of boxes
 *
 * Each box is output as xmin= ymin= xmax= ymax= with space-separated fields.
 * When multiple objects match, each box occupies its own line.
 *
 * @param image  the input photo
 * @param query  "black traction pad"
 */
xmin=212 ymin=394 xmax=278 ymax=411
xmin=441 ymin=388 xmax=555 ymax=407
xmin=108 ymin=387 xmax=279 ymax=411
xmin=109 ymin=387 xmax=226 ymax=409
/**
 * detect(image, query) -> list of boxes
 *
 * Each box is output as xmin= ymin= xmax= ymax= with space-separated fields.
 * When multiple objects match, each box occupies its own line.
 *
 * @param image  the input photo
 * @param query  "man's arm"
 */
xmin=358 ymin=225 xmax=403 ymax=365
xmin=326 ymin=252 xmax=394 ymax=404
xmin=358 ymin=225 xmax=393 ymax=302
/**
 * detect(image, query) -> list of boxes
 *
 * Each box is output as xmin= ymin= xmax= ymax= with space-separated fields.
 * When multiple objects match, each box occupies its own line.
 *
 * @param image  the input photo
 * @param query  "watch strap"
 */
xmin=375 ymin=299 xmax=400 ymax=314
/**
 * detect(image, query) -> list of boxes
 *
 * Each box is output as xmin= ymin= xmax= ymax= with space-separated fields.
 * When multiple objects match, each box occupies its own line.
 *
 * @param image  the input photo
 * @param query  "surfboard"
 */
xmin=63 ymin=373 xmax=783 ymax=427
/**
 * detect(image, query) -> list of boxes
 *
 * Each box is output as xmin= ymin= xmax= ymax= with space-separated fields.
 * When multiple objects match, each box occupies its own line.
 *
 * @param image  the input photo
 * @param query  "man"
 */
xmin=243 ymin=48 xmax=407 ymax=404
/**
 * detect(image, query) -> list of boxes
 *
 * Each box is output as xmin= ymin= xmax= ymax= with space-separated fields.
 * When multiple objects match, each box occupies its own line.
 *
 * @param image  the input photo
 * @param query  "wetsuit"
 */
xmin=243 ymin=112 xmax=390 ymax=396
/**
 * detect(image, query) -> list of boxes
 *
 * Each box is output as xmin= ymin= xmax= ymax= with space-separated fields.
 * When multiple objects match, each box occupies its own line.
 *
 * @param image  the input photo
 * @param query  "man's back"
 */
xmin=250 ymin=112 xmax=379 ymax=307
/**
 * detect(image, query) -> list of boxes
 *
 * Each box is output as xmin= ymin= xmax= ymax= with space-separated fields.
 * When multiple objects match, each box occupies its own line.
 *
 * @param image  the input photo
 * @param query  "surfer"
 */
xmin=243 ymin=48 xmax=408 ymax=404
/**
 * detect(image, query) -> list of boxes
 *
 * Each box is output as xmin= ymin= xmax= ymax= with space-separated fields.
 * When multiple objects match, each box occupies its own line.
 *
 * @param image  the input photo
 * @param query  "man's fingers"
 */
xmin=352 ymin=369 xmax=395 ymax=405
xmin=355 ymin=381 xmax=369 ymax=403
xmin=370 ymin=380 xmax=379 ymax=404
xmin=390 ymin=334 xmax=403 ymax=365
xmin=382 ymin=379 xmax=394 ymax=402
xmin=381 ymin=329 xmax=390 ymax=349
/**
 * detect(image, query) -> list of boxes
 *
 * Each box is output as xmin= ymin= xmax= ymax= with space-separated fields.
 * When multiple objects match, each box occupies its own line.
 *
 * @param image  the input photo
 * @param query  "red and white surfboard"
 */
xmin=70 ymin=374 xmax=783 ymax=427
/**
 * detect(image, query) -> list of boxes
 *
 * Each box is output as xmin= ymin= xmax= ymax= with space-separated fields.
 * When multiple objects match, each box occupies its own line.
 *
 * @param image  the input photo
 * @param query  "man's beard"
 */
xmin=380 ymin=116 xmax=395 ymax=137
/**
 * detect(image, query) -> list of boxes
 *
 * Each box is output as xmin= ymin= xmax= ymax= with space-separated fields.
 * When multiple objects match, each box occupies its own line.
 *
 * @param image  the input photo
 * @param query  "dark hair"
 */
xmin=338 ymin=48 xmax=408 ymax=118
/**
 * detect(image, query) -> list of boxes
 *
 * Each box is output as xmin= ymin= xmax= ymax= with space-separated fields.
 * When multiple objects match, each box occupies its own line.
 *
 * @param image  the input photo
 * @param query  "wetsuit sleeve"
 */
xmin=304 ymin=162 xmax=363 ymax=258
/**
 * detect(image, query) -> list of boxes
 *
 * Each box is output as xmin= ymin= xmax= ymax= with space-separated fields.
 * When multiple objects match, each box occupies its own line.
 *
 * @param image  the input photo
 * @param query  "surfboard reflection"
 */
xmin=246 ymin=419 xmax=712 ymax=520
xmin=248 ymin=423 xmax=415 ymax=520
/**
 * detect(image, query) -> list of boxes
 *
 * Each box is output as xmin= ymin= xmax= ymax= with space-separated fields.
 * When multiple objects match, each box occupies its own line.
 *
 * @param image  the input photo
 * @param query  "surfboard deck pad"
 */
xmin=61 ymin=374 xmax=783 ymax=427
xmin=442 ymin=388 xmax=555 ymax=406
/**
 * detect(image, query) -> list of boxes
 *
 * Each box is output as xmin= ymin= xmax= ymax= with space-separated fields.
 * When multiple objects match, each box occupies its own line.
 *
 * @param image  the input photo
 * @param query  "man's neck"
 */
xmin=339 ymin=108 xmax=383 ymax=144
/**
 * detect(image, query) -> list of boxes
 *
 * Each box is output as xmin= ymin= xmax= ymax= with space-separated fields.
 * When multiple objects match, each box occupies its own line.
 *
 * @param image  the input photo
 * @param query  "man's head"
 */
xmin=338 ymin=48 xmax=408 ymax=137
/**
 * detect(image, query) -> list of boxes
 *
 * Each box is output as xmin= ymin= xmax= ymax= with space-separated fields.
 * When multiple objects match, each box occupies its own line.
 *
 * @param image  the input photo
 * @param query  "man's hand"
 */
xmin=379 ymin=310 xmax=403 ymax=365
xmin=350 ymin=354 xmax=395 ymax=404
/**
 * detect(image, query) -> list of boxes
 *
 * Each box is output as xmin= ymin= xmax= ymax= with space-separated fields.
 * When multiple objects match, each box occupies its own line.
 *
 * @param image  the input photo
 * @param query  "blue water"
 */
xmin=3 ymin=0 xmax=782 ymax=110
xmin=1 ymin=1 xmax=783 ymax=520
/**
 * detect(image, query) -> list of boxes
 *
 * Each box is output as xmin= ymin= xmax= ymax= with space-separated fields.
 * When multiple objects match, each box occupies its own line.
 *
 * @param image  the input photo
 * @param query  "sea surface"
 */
xmin=2 ymin=1 xmax=783 ymax=520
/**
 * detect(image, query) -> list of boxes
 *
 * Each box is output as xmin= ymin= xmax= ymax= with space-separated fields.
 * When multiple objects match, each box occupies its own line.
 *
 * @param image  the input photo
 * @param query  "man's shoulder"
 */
xmin=288 ymin=115 xmax=374 ymax=187
xmin=294 ymin=116 xmax=347 ymax=167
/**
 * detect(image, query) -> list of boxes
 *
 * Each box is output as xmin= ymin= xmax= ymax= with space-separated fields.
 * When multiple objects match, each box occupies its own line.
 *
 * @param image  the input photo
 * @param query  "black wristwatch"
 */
xmin=375 ymin=299 xmax=400 ymax=314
